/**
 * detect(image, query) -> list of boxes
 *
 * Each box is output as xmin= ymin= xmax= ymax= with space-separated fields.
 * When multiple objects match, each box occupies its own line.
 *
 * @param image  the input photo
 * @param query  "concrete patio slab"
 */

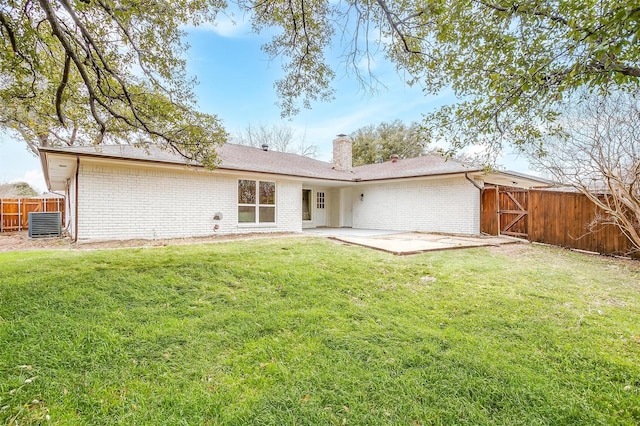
xmin=320 ymin=231 xmax=523 ymax=255
xmin=303 ymin=228 xmax=403 ymax=238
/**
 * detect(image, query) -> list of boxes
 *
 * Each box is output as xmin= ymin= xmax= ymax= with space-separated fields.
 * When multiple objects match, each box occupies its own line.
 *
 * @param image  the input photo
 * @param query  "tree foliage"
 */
xmin=4 ymin=1 xmax=638 ymax=165
xmin=0 ymin=181 xmax=39 ymax=197
xmin=350 ymin=120 xmax=425 ymax=165
xmin=528 ymin=91 xmax=640 ymax=253
xmin=240 ymin=0 xmax=640 ymax=154
xmin=232 ymin=123 xmax=317 ymax=157
xmin=0 ymin=0 xmax=227 ymax=167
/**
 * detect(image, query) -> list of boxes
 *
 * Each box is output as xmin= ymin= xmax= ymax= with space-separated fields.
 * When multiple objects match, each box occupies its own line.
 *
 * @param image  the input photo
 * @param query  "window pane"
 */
xmin=259 ymin=181 xmax=275 ymax=205
xmin=259 ymin=206 xmax=275 ymax=223
xmin=238 ymin=180 xmax=256 ymax=204
xmin=238 ymin=206 xmax=256 ymax=223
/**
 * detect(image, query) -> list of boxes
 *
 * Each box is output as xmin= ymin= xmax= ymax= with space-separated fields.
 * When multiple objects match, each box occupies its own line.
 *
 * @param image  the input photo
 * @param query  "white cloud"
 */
xmin=185 ymin=13 xmax=250 ymax=38
xmin=463 ymin=144 xmax=488 ymax=156
xmin=10 ymin=169 xmax=47 ymax=194
xmin=356 ymin=54 xmax=378 ymax=73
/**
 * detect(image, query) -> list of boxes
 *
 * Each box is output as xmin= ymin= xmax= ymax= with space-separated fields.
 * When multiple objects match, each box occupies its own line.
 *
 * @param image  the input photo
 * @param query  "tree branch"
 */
xmin=375 ymin=0 xmax=423 ymax=55
xmin=55 ymin=54 xmax=71 ymax=126
xmin=37 ymin=0 xmax=108 ymax=135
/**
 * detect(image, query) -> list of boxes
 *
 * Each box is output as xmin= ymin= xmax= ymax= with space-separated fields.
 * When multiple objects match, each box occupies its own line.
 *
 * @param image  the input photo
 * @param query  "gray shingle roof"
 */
xmin=217 ymin=144 xmax=354 ymax=180
xmin=39 ymin=143 xmax=481 ymax=182
xmin=353 ymin=155 xmax=479 ymax=180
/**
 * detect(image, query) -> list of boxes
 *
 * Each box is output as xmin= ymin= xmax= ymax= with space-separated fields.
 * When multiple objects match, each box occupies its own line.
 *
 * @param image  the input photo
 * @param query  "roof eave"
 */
xmin=358 ymin=169 xmax=484 ymax=183
xmin=478 ymin=170 xmax=554 ymax=188
xmin=38 ymin=148 xmax=52 ymax=192
xmin=38 ymin=147 xmax=355 ymax=183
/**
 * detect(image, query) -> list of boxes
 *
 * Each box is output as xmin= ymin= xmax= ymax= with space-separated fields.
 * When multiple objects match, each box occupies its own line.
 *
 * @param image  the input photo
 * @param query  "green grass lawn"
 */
xmin=1 ymin=239 xmax=639 ymax=425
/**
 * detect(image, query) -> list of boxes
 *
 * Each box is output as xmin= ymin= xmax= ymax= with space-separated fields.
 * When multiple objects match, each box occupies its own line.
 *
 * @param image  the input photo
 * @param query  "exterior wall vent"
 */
xmin=28 ymin=212 xmax=62 ymax=238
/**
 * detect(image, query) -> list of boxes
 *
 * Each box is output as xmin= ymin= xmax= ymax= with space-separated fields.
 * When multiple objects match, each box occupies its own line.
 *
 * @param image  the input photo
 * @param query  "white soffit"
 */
xmin=45 ymin=153 xmax=76 ymax=191
xmin=480 ymin=171 xmax=552 ymax=188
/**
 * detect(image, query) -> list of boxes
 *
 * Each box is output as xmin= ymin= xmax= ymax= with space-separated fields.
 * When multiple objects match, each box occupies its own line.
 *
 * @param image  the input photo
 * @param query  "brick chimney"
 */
xmin=332 ymin=134 xmax=352 ymax=172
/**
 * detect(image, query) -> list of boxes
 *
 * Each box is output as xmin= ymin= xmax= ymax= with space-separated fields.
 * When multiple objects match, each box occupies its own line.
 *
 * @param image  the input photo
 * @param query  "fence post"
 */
xmin=18 ymin=198 xmax=21 ymax=232
xmin=495 ymin=185 xmax=500 ymax=236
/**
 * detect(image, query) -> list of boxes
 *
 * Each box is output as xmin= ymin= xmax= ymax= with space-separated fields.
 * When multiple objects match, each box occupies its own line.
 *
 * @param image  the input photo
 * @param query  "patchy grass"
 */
xmin=0 ymin=239 xmax=639 ymax=425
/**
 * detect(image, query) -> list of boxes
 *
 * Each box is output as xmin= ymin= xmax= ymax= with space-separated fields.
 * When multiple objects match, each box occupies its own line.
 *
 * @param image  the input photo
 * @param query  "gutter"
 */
xmin=356 ymin=169 xmax=485 ymax=183
xmin=465 ymin=173 xmax=483 ymax=190
xmin=39 ymin=146 xmax=486 ymax=184
xmin=38 ymin=148 xmax=356 ymax=184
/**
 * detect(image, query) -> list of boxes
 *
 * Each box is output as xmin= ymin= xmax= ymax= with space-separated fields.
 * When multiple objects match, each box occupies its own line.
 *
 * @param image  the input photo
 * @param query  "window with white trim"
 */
xmin=316 ymin=191 xmax=325 ymax=209
xmin=238 ymin=180 xmax=275 ymax=223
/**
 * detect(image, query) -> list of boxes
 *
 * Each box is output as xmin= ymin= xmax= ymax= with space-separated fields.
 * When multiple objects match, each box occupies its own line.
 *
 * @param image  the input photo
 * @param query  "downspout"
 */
xmin=63 ymin=180 xmax=71 ymax=235
xmin=466 ymin=173 xmax=484 ymax=235
xmin=465 ymin=173 xmax=482 ymax=190
xmin=74 ymin=155 xmax=79 ymax=243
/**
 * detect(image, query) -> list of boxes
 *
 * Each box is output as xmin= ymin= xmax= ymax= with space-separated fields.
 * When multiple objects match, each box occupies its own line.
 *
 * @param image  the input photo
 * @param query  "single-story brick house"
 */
xmin=39 ymin=135 xmax=547 ymax=242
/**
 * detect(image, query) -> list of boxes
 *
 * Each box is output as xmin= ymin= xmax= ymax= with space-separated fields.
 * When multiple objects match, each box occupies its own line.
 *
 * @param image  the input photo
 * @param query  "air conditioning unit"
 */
xmin=28 ymin=212 xmax=62 ymax=238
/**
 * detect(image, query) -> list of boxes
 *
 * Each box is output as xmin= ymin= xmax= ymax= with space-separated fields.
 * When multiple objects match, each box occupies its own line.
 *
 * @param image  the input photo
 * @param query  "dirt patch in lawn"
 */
xmin=0 ymin=231 xmax=298 ymax=253
xmin=486 ymin=242 xmax=539 ymax=258
xmin=0 ymin=232 xmax=72 ymax=252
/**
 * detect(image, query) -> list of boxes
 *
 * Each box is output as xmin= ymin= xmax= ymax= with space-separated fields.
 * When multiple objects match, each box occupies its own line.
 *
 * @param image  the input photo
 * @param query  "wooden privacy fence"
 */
xmin=481 ymin=187 xmax=637 ymax=257
xmin=0 ymin=198 xmax=65 ymax=232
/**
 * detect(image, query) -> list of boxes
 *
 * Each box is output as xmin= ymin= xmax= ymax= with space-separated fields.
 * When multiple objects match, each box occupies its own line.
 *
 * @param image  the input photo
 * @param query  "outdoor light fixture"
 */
xmin=360 ymin=193 xmax=364 ymax=201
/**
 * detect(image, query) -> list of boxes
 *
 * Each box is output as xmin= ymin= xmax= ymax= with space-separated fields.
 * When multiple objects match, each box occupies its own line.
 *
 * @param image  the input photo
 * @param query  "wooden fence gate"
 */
xmin=0 ymin=198 xmax=65 ymax=232
xmin=498 ymin=187 xmax=528 ymax=238
xmin=481 ymin=187 xmax=636 ymax=257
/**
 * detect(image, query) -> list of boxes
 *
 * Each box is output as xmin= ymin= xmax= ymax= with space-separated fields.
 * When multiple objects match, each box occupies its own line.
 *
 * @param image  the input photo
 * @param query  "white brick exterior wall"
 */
xmin=351 ymin=177 xmax=481 ymax=235
xmin=67 ymin=158 xmax=481 ymax=241
xmin=75 ymin=161 xmax=302 ymax=242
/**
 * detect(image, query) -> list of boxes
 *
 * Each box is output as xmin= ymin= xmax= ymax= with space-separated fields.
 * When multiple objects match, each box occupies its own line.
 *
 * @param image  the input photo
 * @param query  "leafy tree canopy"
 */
xmin=0 ymin=0 xmax=227 ymax=167
xmin=351 ymin=120 xmax=425 ymax=166
xmin=239 ymin=0 xmax=640 ymax=155
xmin=2 ymin=0 xmax=638 ymax=165
xmin=0 ymin=181 xmax=39 ymax=197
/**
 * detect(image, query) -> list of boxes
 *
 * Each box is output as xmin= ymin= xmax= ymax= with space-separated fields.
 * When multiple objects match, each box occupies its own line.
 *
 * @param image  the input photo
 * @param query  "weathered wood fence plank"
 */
xmin=0 ymin=198 xmax=65 ymax=233
xmin=482 ymin=188 xmax=636 ymax=257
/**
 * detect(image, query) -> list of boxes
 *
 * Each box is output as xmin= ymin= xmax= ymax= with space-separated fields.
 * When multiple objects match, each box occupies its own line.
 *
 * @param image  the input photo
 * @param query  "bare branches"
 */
xmin=232 ymin=122 xmax=317 ymax=158
xmin=529 ymin=91 xmax=640 ymax=253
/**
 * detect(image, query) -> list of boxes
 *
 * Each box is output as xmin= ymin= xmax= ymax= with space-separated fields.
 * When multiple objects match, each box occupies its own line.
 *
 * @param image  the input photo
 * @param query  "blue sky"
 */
xmin=0 ymin=14 xmax=533 ymax=193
